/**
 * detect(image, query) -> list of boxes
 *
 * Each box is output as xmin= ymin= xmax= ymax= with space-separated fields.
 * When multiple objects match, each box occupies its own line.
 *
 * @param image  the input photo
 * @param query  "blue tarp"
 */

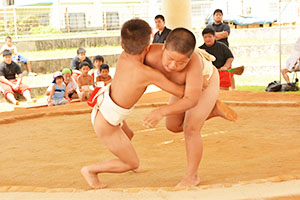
xmin=206 ymin=14 xmax=277 ymax=25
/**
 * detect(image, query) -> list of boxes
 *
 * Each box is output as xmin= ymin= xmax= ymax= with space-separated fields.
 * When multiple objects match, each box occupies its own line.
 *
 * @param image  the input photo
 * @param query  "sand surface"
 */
xmin=0 ymin=90 xmax=300 ymax=199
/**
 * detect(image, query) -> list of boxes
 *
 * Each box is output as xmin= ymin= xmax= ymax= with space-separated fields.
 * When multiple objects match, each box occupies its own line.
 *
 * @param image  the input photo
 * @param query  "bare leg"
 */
xmin=177 ymin=68 xmax=219 ymax=187
xmin=207 ymin=100 xmax=238 ymax=121
xmin=281 ymin=69 xmax=291 ymax=83
xmin=26 ymin=61 xmax=32 ymax=73
xmin=165 ymin=96 xmax=185 ymax=133
xmin=121 ymin=120 xmax=134 ymax=140
xmin=231 ymin=75 xmax=236 ymax=90
xmin=23 ymin=90 xmax=36 ymax=103
xmin=6 ymin=93 xmax=18 ymax=105
xmin=121 ymin=120 xmax=146 ymax=173
xmin=81 ymin=111 xmax=139 ymax=189
xmin=79 ymin=91 xmax=86 ymax=101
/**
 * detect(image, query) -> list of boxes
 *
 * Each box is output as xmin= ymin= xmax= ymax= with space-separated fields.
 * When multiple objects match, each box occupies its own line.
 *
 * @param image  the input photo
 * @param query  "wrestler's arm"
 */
xmin=162 ymin=53 xmax=202 ymax=114
xmin=145 ymin=66 xmax=184 ymax=98
xmin=143 ymin=53 xmax=203 ymax=128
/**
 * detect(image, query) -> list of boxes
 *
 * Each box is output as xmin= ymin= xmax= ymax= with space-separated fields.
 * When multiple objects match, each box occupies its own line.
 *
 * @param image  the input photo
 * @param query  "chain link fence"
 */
xmin=0 ymin=0 xmax=300 ymax=86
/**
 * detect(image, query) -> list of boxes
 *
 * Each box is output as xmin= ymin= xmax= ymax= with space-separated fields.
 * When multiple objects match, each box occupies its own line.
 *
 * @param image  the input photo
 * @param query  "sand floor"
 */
xmin=0 ymin=90 xmax=300 ymax=199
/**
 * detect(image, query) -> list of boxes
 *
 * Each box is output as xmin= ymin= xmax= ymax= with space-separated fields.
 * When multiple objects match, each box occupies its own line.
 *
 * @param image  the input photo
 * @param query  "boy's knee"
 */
xmin=128 ymin=159 xmax=139 ymax=170
xmin=166 ymin=123 xmax=182 ymax=133
xmin=184 ymin=123 xmax=201 ymax=136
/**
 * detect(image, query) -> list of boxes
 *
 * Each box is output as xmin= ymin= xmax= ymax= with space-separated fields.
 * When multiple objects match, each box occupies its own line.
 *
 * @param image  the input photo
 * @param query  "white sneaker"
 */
xmin=28 ymin=72 xmax=37 ymax=76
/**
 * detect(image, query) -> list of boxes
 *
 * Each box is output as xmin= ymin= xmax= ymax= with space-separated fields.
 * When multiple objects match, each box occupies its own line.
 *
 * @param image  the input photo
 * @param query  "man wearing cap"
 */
xmin=207 ymin=9 xmax=230 ymax=47
xmin=0 ymin=49 xmax=36 ymax=105
xmin=207 ymin=9 xmax=237 ymax=90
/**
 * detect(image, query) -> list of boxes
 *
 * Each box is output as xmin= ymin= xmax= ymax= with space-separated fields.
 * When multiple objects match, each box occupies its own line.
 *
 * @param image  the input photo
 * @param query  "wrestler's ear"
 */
xmin=162 ymin=42 xmax=166 ymax=50
xmin=145 ymin=44 xmax=150 ymax=52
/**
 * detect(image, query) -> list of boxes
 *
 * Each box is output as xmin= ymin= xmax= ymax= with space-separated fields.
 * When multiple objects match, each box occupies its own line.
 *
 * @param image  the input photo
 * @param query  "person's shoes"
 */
xmin=28 ymin=72 xmax=37 ymax=76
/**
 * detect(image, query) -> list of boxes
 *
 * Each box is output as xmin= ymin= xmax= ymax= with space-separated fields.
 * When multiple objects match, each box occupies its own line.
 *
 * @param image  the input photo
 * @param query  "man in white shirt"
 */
xmin=281 ymin=36 xmax=300 ymax=83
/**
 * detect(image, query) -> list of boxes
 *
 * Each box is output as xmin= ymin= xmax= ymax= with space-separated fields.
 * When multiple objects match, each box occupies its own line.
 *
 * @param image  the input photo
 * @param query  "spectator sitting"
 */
xmin=0 ymin=36 xmax=37 ymax=76
xmin=91 ymin=55 xmax=104 ymax=85
xmin=281 ymin=36 xmax=300 ymax=83
xmin=70 ymin=47 xmax=94 ymax=81
xmin=77 ymin=61 xmax=94 ymax=101
xmin=96 ymin=64 xmax=112 ymax=87
xmin=199 ymin=27 xmax=234 ymax=90
xmin=0 ymin=50 xmax=36 ymax=105
xmin=152 ymin=14 xmax=171 ymax=44
xmin=48 ymin=71 xmax=70 ymax=106
xmin=46 ymin=68 xmax=80 ymax=99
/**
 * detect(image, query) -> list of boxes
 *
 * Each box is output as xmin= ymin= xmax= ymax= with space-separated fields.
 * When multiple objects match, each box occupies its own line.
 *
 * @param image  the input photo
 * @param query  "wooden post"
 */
xmin=162 ymin=0 xmax=192 ymax=30
xmin=65 ymin=7 xmax=70 ymax=33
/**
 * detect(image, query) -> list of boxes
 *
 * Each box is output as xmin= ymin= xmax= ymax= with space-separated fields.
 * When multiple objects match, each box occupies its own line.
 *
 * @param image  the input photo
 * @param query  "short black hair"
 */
xmin=93 ymin=55 xmax=104 ymax=63
xmin=2 ymin=49 xmax=12 ymax=57
xmin=155 ymin=15 xmax=165 ymax=21
xmin=165 ymin=28 xmax=196 ymax=58
xmin=79 ymin=61 xmax=90 ymax=69
xmin=77 ymin=47 xmax=86 ymax=55
xmin=202 ymin=27 xmax=215 ymax=36
xmin=5 ymin=36 xmax=12 ymax=41
xmin=121 ymin=18 xmax=152 ymax=55
xmin=213 ymin=9 xmax=223 ymax=15
xmin=100 ymin=64 xmax=109 ymax=71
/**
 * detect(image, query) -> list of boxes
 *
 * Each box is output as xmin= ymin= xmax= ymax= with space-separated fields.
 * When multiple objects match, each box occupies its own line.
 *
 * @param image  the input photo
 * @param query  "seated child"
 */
xmin=48 ymin=71 xmax=70 ymax=106
xmin=0 ymin=36 xmax=36 ymax=76
xmin=77 ymin=61 xmax=94 ymax=101
xmin=70 ymin=47 xmax=93 ymax=82
xmin=91 ymin=55 xmax=104 ymax=85
xmin=46 ymin=68 xmax=80 ymax=99
xmin=0 ymin=50 xmax=36 ymax=105
xmin=95 ymin=64 xmax=112 ymax=87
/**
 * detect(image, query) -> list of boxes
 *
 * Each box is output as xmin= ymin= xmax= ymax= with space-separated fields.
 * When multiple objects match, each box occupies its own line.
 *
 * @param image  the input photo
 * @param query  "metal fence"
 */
xmin=0 ymin=0 xmax=300 ymax=86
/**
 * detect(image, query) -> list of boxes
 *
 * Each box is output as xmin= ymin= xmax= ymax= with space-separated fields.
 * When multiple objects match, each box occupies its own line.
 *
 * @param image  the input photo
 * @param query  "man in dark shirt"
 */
xmin=0 ymin=50 xmax=36 ymax=105
xmin=152 ymin=15 xmax=171 ymax=44
xmin=207 ymin=9 xmax=230 ymax=47
xmin=70 ymin=47 xmax=93 ymax=81
xmin=200 ymin=27 xmax=234 ymax=90
xmin=207 ymin=9 xmax=236 ymax=89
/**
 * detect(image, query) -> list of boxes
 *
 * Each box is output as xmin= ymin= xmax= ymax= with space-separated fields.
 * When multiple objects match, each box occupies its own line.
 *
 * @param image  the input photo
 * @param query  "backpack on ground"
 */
xmin=281 ymin=82 xmax=299 ymax=92
xmin=265 ymin=80 xmax=282 ymax=92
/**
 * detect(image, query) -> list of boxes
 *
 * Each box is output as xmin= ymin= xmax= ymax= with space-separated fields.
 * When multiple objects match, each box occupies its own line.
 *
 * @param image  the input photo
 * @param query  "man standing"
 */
xmin=200 ymin=27 xmax=234 ymax=90
xmin=152 ymin=15 xmax=171 ymax=44
xmin=207 ymin=9 xmax=236 ymax=89
xmin=207 ymin=9 xmax=230 ymax=47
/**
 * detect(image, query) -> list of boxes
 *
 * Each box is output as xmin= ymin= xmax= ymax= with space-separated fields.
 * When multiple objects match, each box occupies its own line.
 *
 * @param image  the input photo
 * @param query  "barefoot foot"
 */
xmin=215 ymin=100 xmax=238 ymax=121
xmin=176 ymin=175 xmax=200 ymax=187
xmin=81 ymin=167 xmax=107 ymax=189
xmin=132 ymin=167 xmax=148 ymax=173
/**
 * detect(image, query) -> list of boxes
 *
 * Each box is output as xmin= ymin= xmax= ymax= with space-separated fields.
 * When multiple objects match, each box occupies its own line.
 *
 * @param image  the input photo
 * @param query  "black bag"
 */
xmin=265 ymin=80 xmax=282 ymax=92
xmin=281 ymin=82 xmax=299 ymax=91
